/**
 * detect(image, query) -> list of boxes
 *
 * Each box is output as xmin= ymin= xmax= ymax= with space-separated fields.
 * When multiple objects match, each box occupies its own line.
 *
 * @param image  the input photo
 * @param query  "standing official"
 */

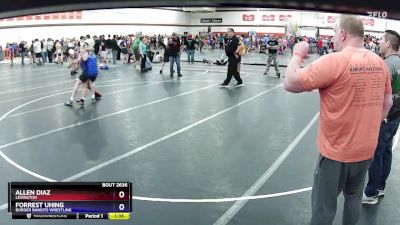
xmin=220 ymin=28 xmax=243 ymax=88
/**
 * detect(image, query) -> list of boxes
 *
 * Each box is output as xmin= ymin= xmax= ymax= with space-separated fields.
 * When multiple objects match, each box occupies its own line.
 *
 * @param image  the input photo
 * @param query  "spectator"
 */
xmin=47 ymin=38 xmax=54 ymax=63
xmin=139 ymin=37 xmax=148 ymax=71
xmin=0 ymin=44 xmax=3 ymax=61
xmin=33 ymin=39 xmax=42 ymax=65
xmin=184 ymin=34 xmax=197 ymax=64
xmin=218 ymin=34 xmax=224 ymax=50
xmin=168 ymin=32 xmax=183 ymax=78
xmin=320 ymin=38 xmax=329 ymax=55
xmin=93 ymin=35 xmax=100 ymax=60
xmin=42 ymin=39 xmax=48 ymax=64
xmin=363 ymin=30 xmax=400 ymax=205
xmin=119 ymin=37 xmax=129 ymax=64
xmin=317 ymin=38 xmax=323 ymax=54
xmin=55 ymin=40 xmax=63 ymax=64
xmin=19 ymin=41 xmax=27 ymax=65
xmin=111 ymin=35 xmax=119 ymax=65
xmin=105 ymin=34 xmax=112 ymax=64
xmin=131 ymin=34 xmax=141 ymax=63
xmin=264 ymin=34 xmax=280 ymax=78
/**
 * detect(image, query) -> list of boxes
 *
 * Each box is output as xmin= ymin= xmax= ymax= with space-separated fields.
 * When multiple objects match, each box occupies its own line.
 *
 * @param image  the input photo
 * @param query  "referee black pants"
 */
xmin=223 ymin=55 xmax=242 ymax=85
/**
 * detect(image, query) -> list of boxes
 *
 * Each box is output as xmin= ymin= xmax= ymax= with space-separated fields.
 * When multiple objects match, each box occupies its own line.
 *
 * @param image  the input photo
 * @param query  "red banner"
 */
xmin=43 ymin=14 xmax=51 ymax=20
xmin=51 ymin=13 xmax=59 ymax=20
xmin=242 ymin=14 xmax=255 ymax=21
xmin=361 ymin=18 xmax=375 ymax=26
xmin=0 ymin=11 xmax=83 ymax=22
xmin=75 ymin=11 xmax=82 ymax=19
xmin=262 ymin=15 xmax=275 ymax=21
xmin=68 ymin=12 xmax=75 ymax=19
xmin=279 ymin=15 xmax=292 ymax=21
xmin=60 ymin=12 xmax=67 ymax=19
xmin=327 ymin=16 xmax=337 ymax=23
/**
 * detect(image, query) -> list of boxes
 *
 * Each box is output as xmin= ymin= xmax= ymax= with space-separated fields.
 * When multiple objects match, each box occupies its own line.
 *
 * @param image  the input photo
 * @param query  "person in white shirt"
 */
xmin=67 ymin=39 xmax=75 ymax=49
xmin=369 ymin=40 xmax=377 ymax=53
xmin=25 ymin=41 xmax=32 ymax=63
xmin=33 ymin=39 xmax=42 ymax=65
xmin=55 ymin=40 xmax=63 ymax=64
xmin=152 ymin=52 xmax=162 ymax=63
xmin=84 ymin=35 xmax=94 ymax=52
xmin=79 ymin=36 xmax=86 ymax=52
xmin=42 ymin=39 xmax=48 ymax=63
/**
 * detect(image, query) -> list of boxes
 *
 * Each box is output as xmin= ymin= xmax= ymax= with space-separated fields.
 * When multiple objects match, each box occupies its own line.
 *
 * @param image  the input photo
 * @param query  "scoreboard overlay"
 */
xmin=8 ymin=182 xmax=132 ymax=220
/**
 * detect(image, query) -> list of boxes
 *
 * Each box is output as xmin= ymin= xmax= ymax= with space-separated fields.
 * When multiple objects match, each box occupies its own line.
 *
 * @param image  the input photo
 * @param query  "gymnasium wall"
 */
xmin=0 ymin=8 xmax=399 ymax=46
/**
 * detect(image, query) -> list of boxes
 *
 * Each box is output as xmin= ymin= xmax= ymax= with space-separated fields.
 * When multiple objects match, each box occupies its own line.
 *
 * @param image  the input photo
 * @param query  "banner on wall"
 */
xmin=60 ymin=12 xmax=68 ymax=20
xmin=43 ymin=14 xmax=51 ymax=20
xmin=0 ymin=11 xmax=83 ymax=22
xmin=361 ymin=18 xmax=375 ymax=26
xmin=326 ymin=16 xmax=374 ymax=26
xmin=242 ymin=14 xmax=255 ymax=21
xmin=52 ymin=13 xmax=60 ymax=20
xmin=76 ymin=11 xmax=82 ymax=19
xmin=327 ymin=16 xmax=337 ymax=23
xmin=279 ymin=15 xmax=292 ymax=21
xmin=262 ymin=15 xmax=275 ymax=21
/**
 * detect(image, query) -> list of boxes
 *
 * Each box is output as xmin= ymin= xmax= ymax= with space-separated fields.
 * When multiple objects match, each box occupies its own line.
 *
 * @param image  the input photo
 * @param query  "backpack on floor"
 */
xmin=99 ymin=63 xmax=109 ymax=70
xmin=141 ymin=57 xmax=152 ymax=71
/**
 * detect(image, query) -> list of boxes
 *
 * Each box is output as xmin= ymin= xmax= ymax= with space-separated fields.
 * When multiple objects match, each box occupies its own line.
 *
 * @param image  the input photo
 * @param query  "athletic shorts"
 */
xmin=121 ymin=48 xmax=129 ymax=54
xmin=35 ymin=53 xmax=41 ymax=58
xmin=163 ymin=53 xmax=169 ymax=62
xmin=79 ymin=74 xmax=96 ymax=83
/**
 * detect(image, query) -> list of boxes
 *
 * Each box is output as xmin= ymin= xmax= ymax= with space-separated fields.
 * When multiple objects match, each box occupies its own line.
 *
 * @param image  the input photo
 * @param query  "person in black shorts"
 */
xmin=158 ymin=41 xmax=170 ymax=74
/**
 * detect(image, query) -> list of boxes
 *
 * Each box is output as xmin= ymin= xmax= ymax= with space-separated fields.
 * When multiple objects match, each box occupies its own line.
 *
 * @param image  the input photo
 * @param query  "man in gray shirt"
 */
xmin=363 ymin=30 xmax=400 ymax=204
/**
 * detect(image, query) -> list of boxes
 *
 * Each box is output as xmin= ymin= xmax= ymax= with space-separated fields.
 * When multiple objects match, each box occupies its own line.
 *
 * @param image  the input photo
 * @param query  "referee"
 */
xmin=220 ymin=28 xmax=243 ymax=87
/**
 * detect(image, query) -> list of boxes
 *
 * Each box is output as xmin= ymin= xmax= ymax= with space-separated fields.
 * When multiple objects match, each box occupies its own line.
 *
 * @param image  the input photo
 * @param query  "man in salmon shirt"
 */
xmin=283 ymin=15 xmax=393 ymax=225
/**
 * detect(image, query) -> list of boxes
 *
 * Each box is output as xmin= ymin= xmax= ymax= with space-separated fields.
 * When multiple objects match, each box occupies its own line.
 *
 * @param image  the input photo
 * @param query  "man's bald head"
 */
xmin=333 ymin=15 xmax=365 ymax=51
xmin=336 ymin=15 xmax=364 ymax=38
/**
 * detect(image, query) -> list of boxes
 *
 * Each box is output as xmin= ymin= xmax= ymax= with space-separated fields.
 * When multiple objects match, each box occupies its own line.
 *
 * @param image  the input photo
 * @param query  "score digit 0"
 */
xmin=119 ymin=203 xmax=125 ymax=211
xmin=119 ymin=191 xmax=125 ymax=199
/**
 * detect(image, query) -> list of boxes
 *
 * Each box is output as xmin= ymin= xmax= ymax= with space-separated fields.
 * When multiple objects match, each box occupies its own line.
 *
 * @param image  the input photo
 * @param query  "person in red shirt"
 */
xmin=317 ymin=38 xmax=323 ymax=55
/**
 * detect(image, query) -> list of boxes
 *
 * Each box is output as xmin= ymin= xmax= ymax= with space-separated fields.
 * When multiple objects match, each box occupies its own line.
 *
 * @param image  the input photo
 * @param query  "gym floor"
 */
xmin=0 ymin=52 xmax=398 ymax=225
